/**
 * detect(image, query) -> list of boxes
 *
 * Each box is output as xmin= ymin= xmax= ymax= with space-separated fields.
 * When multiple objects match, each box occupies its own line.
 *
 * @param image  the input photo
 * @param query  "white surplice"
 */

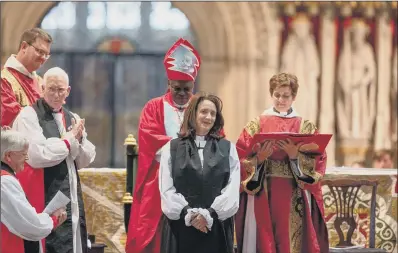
xmin=159 ymin=135 xmax=241 ymax=225
xmin=155 ymin=99 xmax=188 ymax=162
xmin=1 ymin=173 xmax=54 ymax=242
xmin=12 ymin=106 xmax=96 ymax=253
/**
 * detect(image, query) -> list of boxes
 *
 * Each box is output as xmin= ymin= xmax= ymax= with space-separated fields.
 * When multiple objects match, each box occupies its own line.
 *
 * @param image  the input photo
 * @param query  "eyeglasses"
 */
xmin=47 ymin=87 xmax=67 ymax=95
xmin=273 ymin=93 xmax=292 ymax=100
xmin=170 ymin=86 xmax=192 ymax=94
xmin=26 ymin=42 xmax=51 ymax=60
xmin=10 ymin=151 xmax=29 ymax=160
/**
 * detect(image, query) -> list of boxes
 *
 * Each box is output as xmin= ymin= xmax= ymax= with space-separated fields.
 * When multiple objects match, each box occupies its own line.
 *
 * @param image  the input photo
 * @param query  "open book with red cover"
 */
xmin=247 ymin=132 xmax=333 ymax=158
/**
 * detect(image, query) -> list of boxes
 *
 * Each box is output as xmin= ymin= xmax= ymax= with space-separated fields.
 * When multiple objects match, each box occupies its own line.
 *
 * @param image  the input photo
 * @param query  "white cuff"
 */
xmin=184 ymin=208 xmax=197 ymax=227
xmin=183 ymin=208 xmax=214 ymax=231
xmin=197 ymin=208 xmax=213 ymax=230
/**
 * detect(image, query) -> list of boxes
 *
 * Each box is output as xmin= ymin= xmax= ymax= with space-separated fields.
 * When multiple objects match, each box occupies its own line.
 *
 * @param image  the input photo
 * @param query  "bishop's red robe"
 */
xmin=235 ymin=112 xmax=329 ymax=253
xmin=126 ymin=92 xmax=181 ymax=253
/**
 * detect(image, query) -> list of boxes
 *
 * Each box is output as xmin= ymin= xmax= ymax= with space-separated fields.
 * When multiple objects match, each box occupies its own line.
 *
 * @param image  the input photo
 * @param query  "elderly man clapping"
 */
xmin=1 ymin=128 xmax=66 ymax=253
xmin=12 ymin=67 xmax=96 ymax=253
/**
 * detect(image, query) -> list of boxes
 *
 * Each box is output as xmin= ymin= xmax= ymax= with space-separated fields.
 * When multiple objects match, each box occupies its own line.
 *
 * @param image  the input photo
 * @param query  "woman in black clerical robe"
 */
xmin=158 ymin=92 xmax=240 ymax=253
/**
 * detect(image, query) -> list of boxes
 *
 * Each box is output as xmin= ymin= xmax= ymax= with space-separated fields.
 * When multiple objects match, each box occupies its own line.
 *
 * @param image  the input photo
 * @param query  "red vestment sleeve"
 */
xmin=296 ymin=129 xmax=327 ymax=191
xmin=235 ymin=123 xmax=263 ymax=253
xmin=126 ymin=96 xmax=171 ymax=253
xmin=1 ymin=78 xmax=21 ymax=126
xmin=133 ymin=97 xmax=171 ymax=198
xmin=236 ymin=129 xmax=255 ymax=190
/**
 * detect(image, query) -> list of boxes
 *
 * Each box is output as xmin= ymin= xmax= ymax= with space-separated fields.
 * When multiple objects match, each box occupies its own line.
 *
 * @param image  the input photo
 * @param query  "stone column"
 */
xmin=139 ymin=2 xmax=152 ymax=51
xmin=74 ymin=2 xmax=89 ymax=50
xmin=374 ymin=10 xmax=393 ymax=150
xmin=319 ymin=5 xmax=337 ymax=166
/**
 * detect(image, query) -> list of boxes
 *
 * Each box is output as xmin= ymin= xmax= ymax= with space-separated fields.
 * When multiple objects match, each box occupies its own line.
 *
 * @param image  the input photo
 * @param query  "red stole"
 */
xmin=1 ymin=170 xmax=25 ymax=253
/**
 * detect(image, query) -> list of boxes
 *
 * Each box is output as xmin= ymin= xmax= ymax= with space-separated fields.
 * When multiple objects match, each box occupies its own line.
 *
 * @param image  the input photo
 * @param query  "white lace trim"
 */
xmin=184 ymin=208 xmax=214 ymax=230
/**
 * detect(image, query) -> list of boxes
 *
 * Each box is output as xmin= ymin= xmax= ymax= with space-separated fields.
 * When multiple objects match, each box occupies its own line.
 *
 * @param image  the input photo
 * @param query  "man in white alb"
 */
xmin=13 ymin=67 xmax=96 ymax=253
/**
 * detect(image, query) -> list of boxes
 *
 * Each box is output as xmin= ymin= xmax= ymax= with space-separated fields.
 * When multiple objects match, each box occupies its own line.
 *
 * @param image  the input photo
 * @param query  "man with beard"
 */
xmin=125 ymin=38 xmax=201 ymax=253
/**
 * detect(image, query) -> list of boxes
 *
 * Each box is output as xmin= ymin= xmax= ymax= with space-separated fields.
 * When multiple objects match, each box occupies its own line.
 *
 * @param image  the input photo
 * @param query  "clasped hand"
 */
xmin=190 ymin=213 xmax=208 ymax=233
xmin=67 ymin=118 xmax=85 ymax=142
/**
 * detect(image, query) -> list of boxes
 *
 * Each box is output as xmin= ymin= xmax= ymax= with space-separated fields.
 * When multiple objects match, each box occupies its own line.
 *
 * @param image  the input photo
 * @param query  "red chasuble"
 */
xmin=125 ymin=92 xmax=177 ymax=253
xmin=1 ymin=67 xmax=41 ymax=126
xmin=235 ymin=114 xmax=329 ymax=253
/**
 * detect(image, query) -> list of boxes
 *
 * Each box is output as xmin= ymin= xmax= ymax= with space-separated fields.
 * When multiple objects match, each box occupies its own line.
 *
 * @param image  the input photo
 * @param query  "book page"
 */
xmin=43 ymin=191 xmax=70 ymax=214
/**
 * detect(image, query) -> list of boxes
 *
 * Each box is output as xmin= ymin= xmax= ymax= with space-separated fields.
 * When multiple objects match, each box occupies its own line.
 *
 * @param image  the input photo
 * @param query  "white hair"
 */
xmin=1 ymin=129 xmax=29 ymax=160
xmin=43 ymin=67 xmax=69 ymax=86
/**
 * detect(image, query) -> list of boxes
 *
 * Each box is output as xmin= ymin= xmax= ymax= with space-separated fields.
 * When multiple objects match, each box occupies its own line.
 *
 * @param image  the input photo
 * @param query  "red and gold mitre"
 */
xmin=163 ymin=38 xmax=201 ymax=81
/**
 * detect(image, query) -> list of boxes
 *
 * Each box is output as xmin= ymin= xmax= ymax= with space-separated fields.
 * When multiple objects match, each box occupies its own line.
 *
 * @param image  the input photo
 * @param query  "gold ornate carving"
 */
xmin=122 ymin=192 xmax=133 ymax=204
xmin=124 ymin=134 xmax=137 ymax=146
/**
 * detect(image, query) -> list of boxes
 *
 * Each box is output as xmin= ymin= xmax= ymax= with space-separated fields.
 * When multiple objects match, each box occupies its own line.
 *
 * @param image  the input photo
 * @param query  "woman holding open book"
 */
xmin=1 ymin=128 xmax=67 ymax=253
xmin=235 ymin=73 xmax=329 ymax=253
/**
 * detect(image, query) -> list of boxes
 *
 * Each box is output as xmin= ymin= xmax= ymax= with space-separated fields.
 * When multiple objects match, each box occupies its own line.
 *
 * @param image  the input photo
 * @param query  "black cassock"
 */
xmin=160 ymin=137 xmax=235 ymax=253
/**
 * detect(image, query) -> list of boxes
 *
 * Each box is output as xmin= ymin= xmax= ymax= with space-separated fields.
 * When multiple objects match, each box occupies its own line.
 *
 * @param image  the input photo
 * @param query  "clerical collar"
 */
xmin=174 ymin=101 xmax=189 ymax=111
xmin=40 ymin=98 xmax=63 ymax=113
xmin=195 ymin=135 xmax=206 ymax=141
xmin=273 ymin=107 xmax=293 ymax=116
xmin=52 ymin=107 xmax=63 ymax=113
xmin=195 ymin=135 xmax=206 ymax=149
xmin=1 ymin=162 xmax=16 ymax=177
xmin=4 ymin=54 xmax=34 ymax=78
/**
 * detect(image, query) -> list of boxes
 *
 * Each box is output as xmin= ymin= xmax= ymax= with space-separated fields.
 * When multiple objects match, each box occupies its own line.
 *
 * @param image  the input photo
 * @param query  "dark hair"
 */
xmin=178 ymin=92 xmax=224 ymax=139
xmin=19 ymin=28 xmax=53 ymax=51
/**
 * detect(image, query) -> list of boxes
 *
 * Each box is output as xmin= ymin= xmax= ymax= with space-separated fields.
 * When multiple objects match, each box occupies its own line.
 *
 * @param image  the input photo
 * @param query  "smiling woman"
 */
xmin=158 ymin=92 xmax=240 ymax=253
xmin=178 ymin=92 xmax=224 ymax=138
